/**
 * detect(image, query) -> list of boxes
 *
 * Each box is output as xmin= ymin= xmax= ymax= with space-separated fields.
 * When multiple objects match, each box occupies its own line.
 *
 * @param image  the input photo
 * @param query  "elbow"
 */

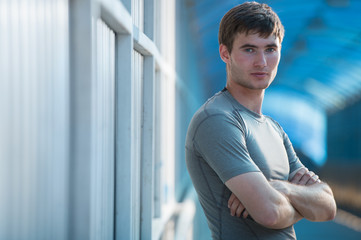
xmin=261 ymin=217 xmax=280 ymax=229
xmin=310 ymin=183 xmax=337 ymax=222
xmin=326 ymin=199 xmax=337 ymax=221
xmin=256 ymin=207 xmax=283 ymax=229
xmin=321 ymin=187 xmax=338 ymax=221
xmin=326 ymin=186 xmax=337 ymax=221
xmin=328 ymin=209 xmax=337 ymax=221
xmin=312 ymin=198 xmax=337 ymax=222
xmin=317 ymin=203 xmax=337 ymax=222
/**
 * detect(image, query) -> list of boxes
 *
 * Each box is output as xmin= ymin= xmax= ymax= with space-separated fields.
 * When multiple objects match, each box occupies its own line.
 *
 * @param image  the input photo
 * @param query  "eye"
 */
xmin=244 ymin=48 xmax=254 ymax=53
xmin=266 ymin=48 xmax=276 ymax=53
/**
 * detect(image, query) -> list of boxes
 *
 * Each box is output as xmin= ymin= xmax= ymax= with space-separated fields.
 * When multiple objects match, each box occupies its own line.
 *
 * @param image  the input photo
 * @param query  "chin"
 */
xmin=262 ymin=80 xmax=274 ymax=89
xmin=254 ymin=82 xmax=272 ymax=90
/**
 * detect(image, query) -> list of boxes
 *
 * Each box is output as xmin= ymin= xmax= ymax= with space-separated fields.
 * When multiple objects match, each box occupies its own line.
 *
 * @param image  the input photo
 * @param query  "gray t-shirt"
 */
xmin=185 ymin=89 xmax=304 ymax=240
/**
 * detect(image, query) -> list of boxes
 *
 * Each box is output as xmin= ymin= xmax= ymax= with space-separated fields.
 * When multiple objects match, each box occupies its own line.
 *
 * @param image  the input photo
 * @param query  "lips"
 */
xmin=251 ymin=72 xmax=268 ymax=77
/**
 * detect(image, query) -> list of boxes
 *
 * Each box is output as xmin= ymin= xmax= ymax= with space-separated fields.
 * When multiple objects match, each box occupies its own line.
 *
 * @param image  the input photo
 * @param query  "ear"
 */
xmin=219 ymin=44 xmax=231 ymax=64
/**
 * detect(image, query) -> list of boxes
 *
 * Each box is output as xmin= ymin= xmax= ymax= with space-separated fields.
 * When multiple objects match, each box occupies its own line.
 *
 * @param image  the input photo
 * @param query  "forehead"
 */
xmin=233 ymin=32 xmax=280 ymax=47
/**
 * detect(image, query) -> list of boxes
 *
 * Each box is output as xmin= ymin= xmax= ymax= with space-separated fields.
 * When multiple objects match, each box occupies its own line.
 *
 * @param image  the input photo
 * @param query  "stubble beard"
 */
xmin=230 ymin=69 xmax=272 ymax=91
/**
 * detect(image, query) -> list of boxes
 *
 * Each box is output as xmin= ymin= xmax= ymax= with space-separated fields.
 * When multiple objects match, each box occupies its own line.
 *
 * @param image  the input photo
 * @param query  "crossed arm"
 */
xmin=225 ymin=167 xmax=337 ymax=229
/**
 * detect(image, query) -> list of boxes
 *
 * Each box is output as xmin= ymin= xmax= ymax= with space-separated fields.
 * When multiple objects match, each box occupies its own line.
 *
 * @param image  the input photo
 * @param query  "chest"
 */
xmin=244 ymin=121 xmax=290 ymax=180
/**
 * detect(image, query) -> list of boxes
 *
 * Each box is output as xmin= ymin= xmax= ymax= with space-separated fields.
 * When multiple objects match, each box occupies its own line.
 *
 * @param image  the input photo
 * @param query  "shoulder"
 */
xmin=186 ymin=92 xmax=244 ymax=141
xmin=191 ymin=91 xmax=238 ymax=125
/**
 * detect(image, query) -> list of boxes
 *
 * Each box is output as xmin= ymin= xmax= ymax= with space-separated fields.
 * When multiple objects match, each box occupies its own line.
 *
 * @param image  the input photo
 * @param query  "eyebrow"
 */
xmin=240 ymin=43 xmax=279 ymax=49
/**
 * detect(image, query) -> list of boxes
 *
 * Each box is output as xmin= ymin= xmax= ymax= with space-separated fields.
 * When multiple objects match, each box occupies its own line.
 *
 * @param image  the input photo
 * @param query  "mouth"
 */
xmin=251 ymin=72 xmax=268 ymax=78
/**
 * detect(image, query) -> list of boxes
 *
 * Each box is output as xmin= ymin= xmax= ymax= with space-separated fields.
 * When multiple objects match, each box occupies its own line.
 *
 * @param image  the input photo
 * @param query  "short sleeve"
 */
xmin=193 ymin=114 xmax=260 ymax=183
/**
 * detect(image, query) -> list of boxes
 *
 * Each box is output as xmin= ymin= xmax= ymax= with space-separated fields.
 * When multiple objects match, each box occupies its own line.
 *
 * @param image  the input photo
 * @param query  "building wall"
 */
xmin=0 ymin=0 xmax=204 ymax=239
xmin=0 ymin=1 xmax=70 ymax=239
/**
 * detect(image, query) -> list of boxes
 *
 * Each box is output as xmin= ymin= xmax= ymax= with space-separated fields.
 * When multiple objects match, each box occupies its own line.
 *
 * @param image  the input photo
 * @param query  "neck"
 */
xmin=226 ymin=81 xmax=264 ymax=115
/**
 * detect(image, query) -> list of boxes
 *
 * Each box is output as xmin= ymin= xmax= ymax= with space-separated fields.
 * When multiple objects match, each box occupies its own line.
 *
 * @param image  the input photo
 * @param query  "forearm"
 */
xmin=264 ymin=189 xmax=303 ymax=229
xmin=286 ymin=182 xmax=337 ymax=221
xmin=226 ymin=172 xmax=303 ymax=230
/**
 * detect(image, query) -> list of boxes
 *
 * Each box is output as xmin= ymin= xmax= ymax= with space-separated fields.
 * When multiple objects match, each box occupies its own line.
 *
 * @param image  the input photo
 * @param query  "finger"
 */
xmin=228 ymin=193 xmax=236 ymax=208
xmin=243 ymin=210 xmax=249 ymax=219
xmin=299 ymin=171 xmax=314 ymax=185
xmin=230 ymin=198 xmax=241 ymax=216
xmin=235 ymin=204 xmax=245 ymax=218
xmin=306 ymin=174 xmax=320 ymax=185
xmin=290 ymin=168 xmax=308 ymax=184
xmin=299 ymin=171 xmax=315 ymax=185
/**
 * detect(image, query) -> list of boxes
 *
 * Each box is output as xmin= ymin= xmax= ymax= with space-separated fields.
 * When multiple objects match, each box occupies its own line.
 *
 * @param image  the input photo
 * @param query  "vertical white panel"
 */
xmin=153 ymin=69 xmax=162 ymax=219
xmin=115 ymin=33 xmax=133 ymax=240
xmin=0 ymin=0 xmax=69 ymax=239
xmin=140 ymin=1 xmax=156 ymax=238
xmin=91 ymin=19 xmax=116 ymax=240
xmin=69 ymin=0 xmax=92 ymax=239
xmin=160 ymin=0 xmax=176 ymax=215
xmin=154 ymin=0 xmax=161 ymax=49
xmin=140 ymin=55 xmax=155 ymax=239
xmin=144 ymin=0 xmax=154 ymax=40
xmin=0 ymin=1 xmax=9 ymax=238
xmin=160 ymin=75 xmax=175 ymax=208
xmin=132 ymin=50 xmax=144 ymax=240
xmin=132 ymin=0 xmax=144 ymax=32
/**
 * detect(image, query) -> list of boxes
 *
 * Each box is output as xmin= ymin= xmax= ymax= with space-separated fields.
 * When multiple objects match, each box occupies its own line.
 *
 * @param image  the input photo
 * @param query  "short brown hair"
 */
xmin=218 ymin=2 xmax=284 ymax=53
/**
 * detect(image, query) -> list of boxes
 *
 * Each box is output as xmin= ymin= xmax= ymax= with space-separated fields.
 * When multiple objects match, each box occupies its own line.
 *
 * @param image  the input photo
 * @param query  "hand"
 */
xmin=228 ymin=193 xmax=249 ymax=218
xmin=290 ymin=167 xmax=321 ymax=186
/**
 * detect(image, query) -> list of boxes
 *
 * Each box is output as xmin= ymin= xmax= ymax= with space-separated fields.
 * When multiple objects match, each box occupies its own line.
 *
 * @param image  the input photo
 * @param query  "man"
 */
xmin=185 ymin=2 xmax=336 ymax=239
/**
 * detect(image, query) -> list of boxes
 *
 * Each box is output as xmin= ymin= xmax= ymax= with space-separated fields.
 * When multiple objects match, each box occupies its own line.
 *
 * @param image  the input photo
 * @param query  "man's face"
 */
xmin=222 ymin=32 xmax=281 ymax=91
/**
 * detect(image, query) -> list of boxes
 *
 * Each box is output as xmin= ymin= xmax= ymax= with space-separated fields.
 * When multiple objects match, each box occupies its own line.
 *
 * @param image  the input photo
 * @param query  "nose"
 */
xmin=254 ymin=52 xmax=267 ymax=68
